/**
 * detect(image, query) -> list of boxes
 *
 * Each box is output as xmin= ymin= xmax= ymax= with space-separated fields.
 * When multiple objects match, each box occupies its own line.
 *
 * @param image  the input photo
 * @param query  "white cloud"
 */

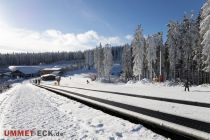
xmin=125 ymin=34 xmax=133 ymax=41
xmin=125 ymin=34 xmax=149 ymax=41
xmin=0 ymin=23 xmax=129 ymax=53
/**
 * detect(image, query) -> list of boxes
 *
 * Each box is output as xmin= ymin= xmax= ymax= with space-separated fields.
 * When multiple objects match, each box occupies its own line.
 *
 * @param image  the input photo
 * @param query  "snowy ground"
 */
xmin=0 ymin=82 xmax=167 ymax=140
xmin=1 ymin=69 xmax=210 ymax=139
xmin=60 ymin=74 xmax=210 ymax=104
xmin=46 ymin=75 xmax=210 ymax=122
xmin=41 ymin=72 xmax=210 ymax=139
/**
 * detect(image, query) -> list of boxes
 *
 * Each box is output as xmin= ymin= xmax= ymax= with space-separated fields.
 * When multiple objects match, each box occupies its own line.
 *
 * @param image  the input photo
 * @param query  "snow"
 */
xmin=1 ymin=68 xmax=210 ymax=139
xmin=137 ymin=78 xmax=151 ymax=84
xmin=46 ymin=86 xmax=209 ymax=139
xmin=58 ymin=74 xmax=210 ymax=104
xmin=41 ymin=74 xmax=57 ymax=78
xmin=45 ymin=79 xmax=210 ymax=123
xmin=42 ymin=68 xmax=62 ymax=71
xmin=37 ymin=71 xmax=210 ymax=139
xmin=0 ymin=82 xmax=167 ymax=140
xmin=9 ymin=66 xmax=41 ymax=74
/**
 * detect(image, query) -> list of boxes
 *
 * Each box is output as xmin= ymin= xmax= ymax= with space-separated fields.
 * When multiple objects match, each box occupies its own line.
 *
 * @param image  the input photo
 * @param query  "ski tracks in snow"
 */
xmin=0 ymin=83 xmax=167 ymax=140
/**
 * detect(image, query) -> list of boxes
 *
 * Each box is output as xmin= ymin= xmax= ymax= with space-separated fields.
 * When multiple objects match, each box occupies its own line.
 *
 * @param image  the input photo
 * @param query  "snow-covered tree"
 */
xmin=146 ymin=32 xmax=163 ymax=80
xmin=122 ymin=44 xmax=133 ymax=81
xmin=200 ymin=0 xmax=210 ymax=72
xmin=94 ymin=43 xmax=104 ymax=78
xmin=84 ymin=50 xmax=94 ymax=69
xmin=132 ymin=25 xmax=146 ymax=80
xmin=166 ymin=21 xmax=181 ymax=80
xmin=192 ymin=13 xmax=203 ymax=84
xmin=94 ymin=48 xmax=98 ymax=71
xmin=146 ymin=35 xmax=156 ymax=80
xmin=181 ymin=14 xmax=201 ymax=82
xmin=103 ymin=44 xmax=113 ymax=80
xmin=179 ymin=15 xmax=193 ymax=79
xmin=166 ymin=12 xmax=201 ymax=83
xmin=193 ymin=13 xmax=202 ymax=65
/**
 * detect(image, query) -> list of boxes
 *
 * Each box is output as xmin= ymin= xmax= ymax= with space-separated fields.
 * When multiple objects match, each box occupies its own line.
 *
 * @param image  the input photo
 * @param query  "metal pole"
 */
xmin=159 ymin=32 xmax=163 ymax=82
xmin=160 ymin=48 xmax=161 ymax=76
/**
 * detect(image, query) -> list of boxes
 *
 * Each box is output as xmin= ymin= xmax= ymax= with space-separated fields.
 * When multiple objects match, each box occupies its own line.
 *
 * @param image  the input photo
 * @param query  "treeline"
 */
xmin=0 ymin=46 xmax=123 ymax=67
xmin=0 ymin=52 xmax=84 ymax=66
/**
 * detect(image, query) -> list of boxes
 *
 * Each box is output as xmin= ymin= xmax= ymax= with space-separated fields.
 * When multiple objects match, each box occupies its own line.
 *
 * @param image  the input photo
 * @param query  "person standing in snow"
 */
xmin=38 ymin=78 xmax=41 ymax=85
xmin=56 ymin=76 xmax=61 ymax=86
xmin=184 ymin=80 xmax=190 ymax=92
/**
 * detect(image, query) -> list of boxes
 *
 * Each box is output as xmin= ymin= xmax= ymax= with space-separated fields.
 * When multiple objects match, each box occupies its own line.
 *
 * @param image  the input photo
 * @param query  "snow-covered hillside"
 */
xmin=0 ymin=83 xmax=166 ymax=140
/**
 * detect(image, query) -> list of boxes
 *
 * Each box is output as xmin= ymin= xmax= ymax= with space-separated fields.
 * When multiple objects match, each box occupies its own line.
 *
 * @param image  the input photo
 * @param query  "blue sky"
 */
xmin=0 ymin=0 xmax=205 ymax=52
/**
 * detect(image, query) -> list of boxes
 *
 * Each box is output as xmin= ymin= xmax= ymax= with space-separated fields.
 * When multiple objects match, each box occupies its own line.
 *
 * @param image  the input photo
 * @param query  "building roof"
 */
xmin=51 ymin=71 xmax=62 ymax=75
xmin=0 ymin=68 xmax=10 ymax=74
xmin=42 ymin=67 xmax=62 ymax=71
xmin=9 ymin=66 xmax=41 ymax=75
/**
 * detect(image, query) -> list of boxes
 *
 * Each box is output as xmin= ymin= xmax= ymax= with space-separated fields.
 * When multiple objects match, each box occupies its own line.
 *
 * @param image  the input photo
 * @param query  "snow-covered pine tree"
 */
xmin=132 ymin=25 xmax=146 ymax=80
xmin=85 ymin=50 xmax=89 ymax=69
xmin=179 ymin=15 xmax=193 ymax=80
xmin=200 ymin=0 xmax=210 ymax=72
xmin=164 ymin=42 xmax=170 ymax=80
xmin=193 ymin=12 xmax=203 ymax=84
xmin=103 ymin=44 xmax=113 ymax=81
xmin=85 ymin=50 xmax=94 ymax=69
xmin=146 ymin=35 xmax=156 ymax=80
xmin=166 ymin=21 xmax=181 ymax=80
xmin=99 ymin=45 xmax=105 ymax=77
xmin=94 ymin=43 xmax=104 ymax=78
xmin=89 ymin=50 xmax=94 ymax=68
xmin=146 ymin=32 xmax=163 ymax=81
xmin=174 ymin=13 xmax=201 ymax=83
xmin=93 ymin=48 xmax=98 ymax=71
xmin=122 ymin=44 xmax=133 ymax=81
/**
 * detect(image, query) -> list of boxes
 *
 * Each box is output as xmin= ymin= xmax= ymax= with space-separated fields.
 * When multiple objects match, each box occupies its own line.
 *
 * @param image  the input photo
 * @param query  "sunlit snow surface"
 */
xmin=1 ymin=69 xmax=210 ymax=139
xmin=0 ymin=83 xmax=167 ymax=140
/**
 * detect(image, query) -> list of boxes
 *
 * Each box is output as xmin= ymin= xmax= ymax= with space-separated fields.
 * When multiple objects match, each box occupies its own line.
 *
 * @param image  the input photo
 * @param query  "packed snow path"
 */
xmin=0 ymin=83 xmax=167 ymax=140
